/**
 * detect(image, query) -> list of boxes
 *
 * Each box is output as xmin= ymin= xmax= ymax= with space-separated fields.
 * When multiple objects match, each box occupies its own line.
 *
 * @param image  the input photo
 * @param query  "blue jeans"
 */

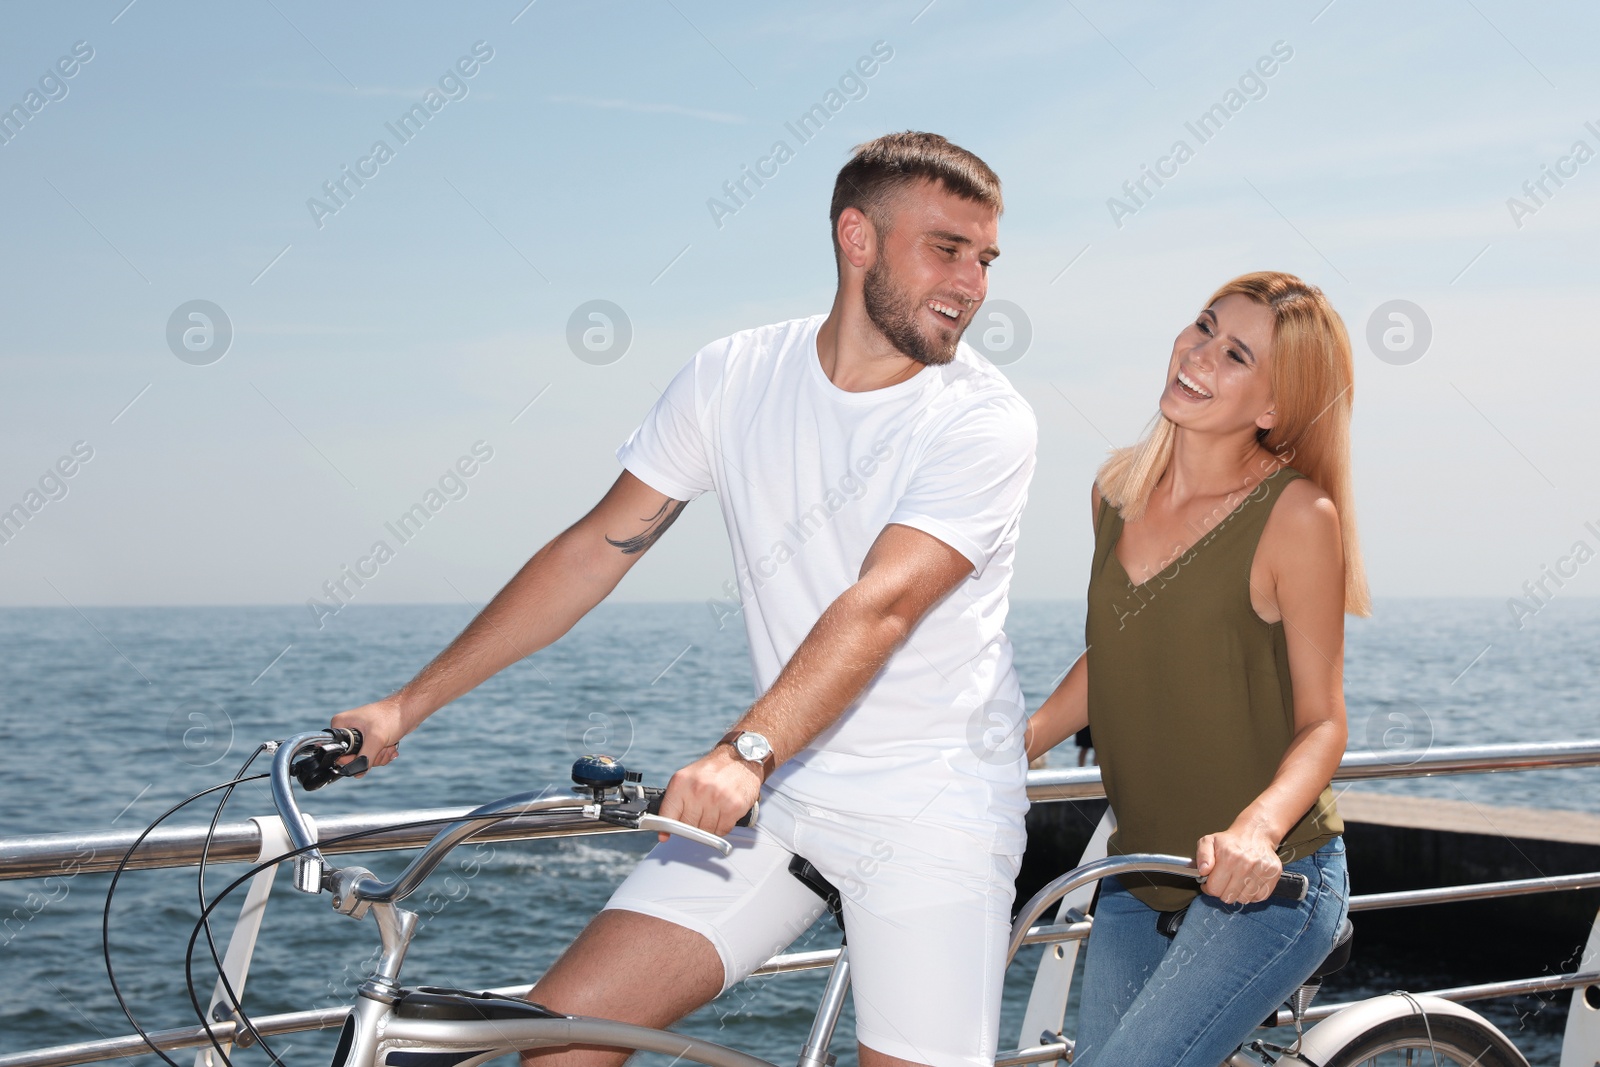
xmin=1073 ymin=837 xmax=1349 ymax=1067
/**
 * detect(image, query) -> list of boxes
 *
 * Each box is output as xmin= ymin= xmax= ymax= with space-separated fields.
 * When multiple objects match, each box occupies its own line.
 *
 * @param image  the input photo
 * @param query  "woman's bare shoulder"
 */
xmin=1278 ymin=474 xmax=1336 ymax=517
xmin=1265 ymin=475 xmax=1340 ymax=552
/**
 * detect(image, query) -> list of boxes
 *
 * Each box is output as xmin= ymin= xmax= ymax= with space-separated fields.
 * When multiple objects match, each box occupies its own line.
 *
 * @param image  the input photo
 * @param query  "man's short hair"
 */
xmin=829 ymin=131 xmax=1003 ymax=256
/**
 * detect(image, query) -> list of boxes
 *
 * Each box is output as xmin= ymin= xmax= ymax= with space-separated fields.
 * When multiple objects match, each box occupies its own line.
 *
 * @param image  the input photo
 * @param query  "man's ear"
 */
xmin=836 ymin=206 xmax=875 ymax=272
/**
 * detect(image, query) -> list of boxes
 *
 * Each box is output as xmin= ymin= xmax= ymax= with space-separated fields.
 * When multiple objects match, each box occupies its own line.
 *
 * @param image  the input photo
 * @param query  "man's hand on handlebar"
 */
xmin=331 ymin=698 xmax=408 ymax=770
xmin=657 ymin=745 xmax=762 ymax=841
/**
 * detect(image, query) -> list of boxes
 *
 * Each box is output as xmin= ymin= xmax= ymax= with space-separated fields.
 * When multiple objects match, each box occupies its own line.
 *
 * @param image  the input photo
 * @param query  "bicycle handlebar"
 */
xmin=270 ymin=731 xmax=342 ymax=892
xmin=1006 ymin=852 xmax=1311 ymax=965
xmin=268 ymin=732 xmax=742 ymax=908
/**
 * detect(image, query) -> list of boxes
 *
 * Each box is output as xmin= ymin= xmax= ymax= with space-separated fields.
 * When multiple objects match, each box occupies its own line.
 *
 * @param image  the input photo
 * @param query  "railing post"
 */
xmin=1016 ymin=809 xmax=1113 ymax=1064
xmin=192 ymin=816 xmax=294 ymax=1067
xmin=1561 ymin=901 xmax=1600 ymax=1066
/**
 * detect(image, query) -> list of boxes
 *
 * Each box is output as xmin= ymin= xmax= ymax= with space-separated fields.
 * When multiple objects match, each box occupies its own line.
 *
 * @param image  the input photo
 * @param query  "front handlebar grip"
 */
xmin=291 ymin=729 xmax=368 ymax=791
xmin=331 ymin=726 xmax=363 ymax=755
xmin=332 ymin=726 xmax=369 ymax=777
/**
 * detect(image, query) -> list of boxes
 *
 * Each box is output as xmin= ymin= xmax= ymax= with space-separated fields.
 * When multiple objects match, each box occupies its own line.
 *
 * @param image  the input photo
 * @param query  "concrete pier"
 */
xmin=1019 ymin=791 xmax=1600 ymax=972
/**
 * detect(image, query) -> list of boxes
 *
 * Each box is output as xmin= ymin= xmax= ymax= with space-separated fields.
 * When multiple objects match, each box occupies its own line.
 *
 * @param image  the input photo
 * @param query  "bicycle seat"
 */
xmin=1308 ymin=918 xmax=1354 ymax=979
xmin=1258 ymin=920 xmax=1355 ymax=1028
xmin=393 ymin=986 xmax=568 ymax=1021
xmin=789 ymin=855 xmax=845 ymax=936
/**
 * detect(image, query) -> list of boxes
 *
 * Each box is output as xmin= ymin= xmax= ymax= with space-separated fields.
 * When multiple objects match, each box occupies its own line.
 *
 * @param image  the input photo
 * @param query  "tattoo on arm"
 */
xmin=606 ymin=499 xmax=688 ymax=556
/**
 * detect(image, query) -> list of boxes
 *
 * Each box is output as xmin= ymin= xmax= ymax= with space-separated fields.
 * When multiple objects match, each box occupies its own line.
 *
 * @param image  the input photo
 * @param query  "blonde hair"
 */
xmin=1096 ymin=271 xmax=1371 ymax=616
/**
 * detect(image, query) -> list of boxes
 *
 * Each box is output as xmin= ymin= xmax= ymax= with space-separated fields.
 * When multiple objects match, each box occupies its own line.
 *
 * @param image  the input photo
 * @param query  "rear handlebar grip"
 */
xmin=1272 ymin=871 xmax=1310 ymax=902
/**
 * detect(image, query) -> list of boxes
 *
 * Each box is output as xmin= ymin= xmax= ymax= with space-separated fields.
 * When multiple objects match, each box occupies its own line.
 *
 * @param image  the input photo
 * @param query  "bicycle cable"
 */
xmin=97 ymin=734 xmax=579 ymax=1067
xmin=195 ymin=743 xmax=290 ymax=1067
xmin=1394 ymin=990 xmax=1442 ymax=1067
xmin=101 ymin=768 xmax=272 ymax=1067
xmin=182 ymin=806 xmax=580 ymax=1067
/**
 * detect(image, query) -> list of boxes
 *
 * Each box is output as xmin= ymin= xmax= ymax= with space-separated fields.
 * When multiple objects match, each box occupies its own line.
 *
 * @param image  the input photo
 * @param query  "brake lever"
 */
xmin=635 ymin=814 xmax=734 ymax=857
xmin=593 ymin=796 xmax=737 ymax=858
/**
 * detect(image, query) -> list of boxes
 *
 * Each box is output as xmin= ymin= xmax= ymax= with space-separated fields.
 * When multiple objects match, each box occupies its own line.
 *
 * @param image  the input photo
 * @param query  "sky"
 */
xmin=2 ymin=0 xmax=1598 ymax=624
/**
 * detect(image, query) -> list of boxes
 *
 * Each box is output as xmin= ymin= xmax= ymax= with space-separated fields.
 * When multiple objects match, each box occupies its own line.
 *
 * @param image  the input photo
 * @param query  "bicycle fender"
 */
xmin=1286 ymin=993 xmax=1524 ymax=1067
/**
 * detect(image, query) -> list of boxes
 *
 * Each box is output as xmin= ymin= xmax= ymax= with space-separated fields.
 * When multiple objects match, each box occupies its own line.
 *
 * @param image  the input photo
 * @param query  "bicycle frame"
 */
xmin=321 ymin=847 xmax=1311 ymax=1067
xmin=271 ymin=732 xmax=849 ymax=1067
xmin=332 ymin=996 xmax=781 ymax=1067
xmin=318 ymin=877 xmax=854 ymax=1067
xmin=248 ymin=733 xmax=1544 ymax=1067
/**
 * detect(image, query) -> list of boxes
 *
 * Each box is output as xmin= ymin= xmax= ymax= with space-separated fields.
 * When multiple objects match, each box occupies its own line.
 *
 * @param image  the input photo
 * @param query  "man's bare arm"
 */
xmin=660 ymin=522 xmax=974 ymax=835
xmin=331 ymin=471 xmax=686 ymax=765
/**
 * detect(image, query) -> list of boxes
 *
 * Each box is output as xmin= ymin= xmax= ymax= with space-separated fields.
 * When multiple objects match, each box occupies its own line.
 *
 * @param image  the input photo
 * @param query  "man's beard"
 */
xmin=862 ymin=257 xmax=962 ymax=367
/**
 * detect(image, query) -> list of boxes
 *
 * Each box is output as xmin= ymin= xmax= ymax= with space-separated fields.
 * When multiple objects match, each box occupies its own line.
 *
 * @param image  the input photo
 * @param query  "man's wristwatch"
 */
xmin=718 ymin=729 xmax=776 ymax=780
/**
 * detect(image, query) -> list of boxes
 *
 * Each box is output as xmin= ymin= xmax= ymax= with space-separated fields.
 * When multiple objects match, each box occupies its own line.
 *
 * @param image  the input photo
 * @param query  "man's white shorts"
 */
xmin=603 ymin=790 xmax=1025 ymax=1067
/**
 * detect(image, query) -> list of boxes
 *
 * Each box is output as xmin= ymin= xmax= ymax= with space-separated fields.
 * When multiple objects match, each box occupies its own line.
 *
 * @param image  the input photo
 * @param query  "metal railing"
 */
xmin=1 ymin=739 xmax=1597 ymax=1067
xmin=8 ymin=739 xmax=1599 ymax=882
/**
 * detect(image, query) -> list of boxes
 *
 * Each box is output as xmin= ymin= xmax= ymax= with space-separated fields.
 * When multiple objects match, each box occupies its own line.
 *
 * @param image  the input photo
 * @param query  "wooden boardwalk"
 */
xmin=1336 ymin=791 xmax=1600 ymax=847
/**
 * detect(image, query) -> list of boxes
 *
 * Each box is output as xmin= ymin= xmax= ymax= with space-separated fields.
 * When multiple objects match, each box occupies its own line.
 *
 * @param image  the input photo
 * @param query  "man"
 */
xmin=333 ymin=131 xmax=1037 ymax=1067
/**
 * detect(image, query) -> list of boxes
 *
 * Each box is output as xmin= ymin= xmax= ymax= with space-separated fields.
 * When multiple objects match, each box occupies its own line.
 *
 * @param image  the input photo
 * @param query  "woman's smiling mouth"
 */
xmin=1175 ymin=368 xmax=1213 ymax=400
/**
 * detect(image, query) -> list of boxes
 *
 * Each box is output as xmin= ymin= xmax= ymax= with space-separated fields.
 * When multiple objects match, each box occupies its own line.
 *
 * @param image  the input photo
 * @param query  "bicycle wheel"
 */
xmin=1314 ymin=1011 xmax=1528 ymax=1067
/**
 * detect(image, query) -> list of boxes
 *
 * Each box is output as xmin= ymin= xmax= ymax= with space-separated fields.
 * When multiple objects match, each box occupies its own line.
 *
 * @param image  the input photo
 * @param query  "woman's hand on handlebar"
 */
xmin=331 ymin=697 xmax=408 ymax=769
xmin=1195 ymin=823 xmax=1284 ymax=905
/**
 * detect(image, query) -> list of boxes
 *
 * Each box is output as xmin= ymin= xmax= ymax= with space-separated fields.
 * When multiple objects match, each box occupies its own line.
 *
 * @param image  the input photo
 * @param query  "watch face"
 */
xmin=736 ymin=732 xmax=772 ymax=762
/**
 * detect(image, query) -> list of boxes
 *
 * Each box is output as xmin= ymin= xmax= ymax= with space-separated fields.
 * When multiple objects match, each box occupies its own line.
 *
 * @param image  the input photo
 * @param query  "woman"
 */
xmin=1025 ymin=271 xmax=1369 ymax=1067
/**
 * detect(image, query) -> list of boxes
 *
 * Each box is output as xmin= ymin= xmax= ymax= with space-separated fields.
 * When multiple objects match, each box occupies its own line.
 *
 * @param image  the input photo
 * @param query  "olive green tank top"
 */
xmin=1086 ymin=467 xmax=1342 ymax=911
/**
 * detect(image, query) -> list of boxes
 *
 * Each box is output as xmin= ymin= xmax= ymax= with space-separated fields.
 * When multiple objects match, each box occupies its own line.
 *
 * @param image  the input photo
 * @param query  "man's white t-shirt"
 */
xmin=617 ymin=314 xmax=1037 ymax=853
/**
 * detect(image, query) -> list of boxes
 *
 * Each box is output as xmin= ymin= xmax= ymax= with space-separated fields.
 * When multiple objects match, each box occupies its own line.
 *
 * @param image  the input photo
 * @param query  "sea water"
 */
xmin=1 ymin=598 xmax=1595 ymax=1066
